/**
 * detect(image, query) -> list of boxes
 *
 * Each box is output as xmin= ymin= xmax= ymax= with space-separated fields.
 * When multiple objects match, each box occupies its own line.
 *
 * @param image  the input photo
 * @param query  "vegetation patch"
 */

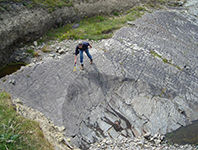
xmin=26 ymin=49 xmax=41 ymax=57
xmin=150 ymin=50 xmax=169 ymax=63
xmin=150 ymin=50 xmax=182 ymax=70
xmin=41 ymin=45 xmax=51 ymax=53
xmin=39 ymin=6 xmax=146 ymax=43
xmin=1 ymin=0 xmax=169 ymax=44
xmin=26 ymin=49 xmax=35 ymax=57
xmin=0 ymin=91 xmax=53 ymax=150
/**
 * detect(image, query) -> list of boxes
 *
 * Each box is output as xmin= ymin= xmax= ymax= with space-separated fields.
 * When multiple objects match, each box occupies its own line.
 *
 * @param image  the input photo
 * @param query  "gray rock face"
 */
xmin=0 ymin=8 xmax=198 ymax=150
xmin=184 ymin=0 xmax=198 ymax=17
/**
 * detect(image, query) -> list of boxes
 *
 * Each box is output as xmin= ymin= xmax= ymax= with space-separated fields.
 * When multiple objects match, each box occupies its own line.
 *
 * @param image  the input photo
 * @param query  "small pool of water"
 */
xmin=165 ymin=120 xmax=198 ymax=145
xmin=0 ymin=62 xmax=26 ymax=78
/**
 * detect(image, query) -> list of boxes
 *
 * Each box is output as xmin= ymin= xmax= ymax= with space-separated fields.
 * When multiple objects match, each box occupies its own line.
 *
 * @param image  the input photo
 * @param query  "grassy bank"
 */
xmin=0 ymin=91 xmax=54 ymax=150
xmin=0 ymin=0 xmax=166 ymax=43
xmin=40 ymin=6 xmax=147 ymax=43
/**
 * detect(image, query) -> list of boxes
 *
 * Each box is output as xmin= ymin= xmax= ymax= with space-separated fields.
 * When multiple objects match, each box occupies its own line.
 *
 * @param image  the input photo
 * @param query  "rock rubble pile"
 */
xmin=89 ymin=136 xmax=198 ymax=150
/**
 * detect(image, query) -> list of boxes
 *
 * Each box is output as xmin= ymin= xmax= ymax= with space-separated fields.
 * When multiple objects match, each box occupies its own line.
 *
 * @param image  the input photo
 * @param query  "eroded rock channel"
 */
xmin=1 ymin=6 xmax=198 ymax=150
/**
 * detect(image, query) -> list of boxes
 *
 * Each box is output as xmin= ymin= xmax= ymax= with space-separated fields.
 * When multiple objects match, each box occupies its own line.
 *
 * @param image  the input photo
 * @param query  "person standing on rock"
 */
xmin=74 ymin=42 xmax=93 ymax=70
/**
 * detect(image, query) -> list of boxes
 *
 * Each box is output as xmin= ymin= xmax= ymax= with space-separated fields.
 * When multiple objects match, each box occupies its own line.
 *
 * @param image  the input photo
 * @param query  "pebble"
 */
xmin=88 ymin=135 xmax=198 ymax=150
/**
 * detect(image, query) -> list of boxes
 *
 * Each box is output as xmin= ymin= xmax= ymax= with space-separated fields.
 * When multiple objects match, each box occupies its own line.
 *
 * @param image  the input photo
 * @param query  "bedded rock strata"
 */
xmin=0 ymin=3 xmax=198 ymax=149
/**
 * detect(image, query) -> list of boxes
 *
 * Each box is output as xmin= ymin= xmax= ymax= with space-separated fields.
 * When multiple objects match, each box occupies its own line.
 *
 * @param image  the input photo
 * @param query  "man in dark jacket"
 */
xmin=74 ymin=42 xmax=93 ymax=70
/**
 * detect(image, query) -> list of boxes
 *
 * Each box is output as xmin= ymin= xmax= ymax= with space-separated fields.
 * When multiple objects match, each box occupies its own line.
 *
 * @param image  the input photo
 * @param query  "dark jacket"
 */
xmin=75 ymin=42 xmax=90 ymax=55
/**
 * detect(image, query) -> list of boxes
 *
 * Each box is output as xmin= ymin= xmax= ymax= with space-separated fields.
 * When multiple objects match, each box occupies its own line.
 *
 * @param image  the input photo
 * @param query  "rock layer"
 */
xmin=0 ymin=6 xmax=198 ymax=150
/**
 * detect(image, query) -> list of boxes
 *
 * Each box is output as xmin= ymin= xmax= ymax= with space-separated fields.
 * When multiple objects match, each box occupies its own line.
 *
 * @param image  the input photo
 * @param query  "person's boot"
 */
xmin=80 ymin=64 xmax=84 ymax=70
xmin=90 ymin=59 xmax=93 ymax=64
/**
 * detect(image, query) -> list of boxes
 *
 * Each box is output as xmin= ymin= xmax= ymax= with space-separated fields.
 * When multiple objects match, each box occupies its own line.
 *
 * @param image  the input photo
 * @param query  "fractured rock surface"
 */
xmin=1 ymin=9 xmax=198 ymax=149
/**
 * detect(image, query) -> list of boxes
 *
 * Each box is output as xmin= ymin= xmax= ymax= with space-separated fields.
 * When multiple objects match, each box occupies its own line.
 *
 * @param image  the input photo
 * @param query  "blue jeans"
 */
xmin=79 ymin=49 xmax=92 ymax=64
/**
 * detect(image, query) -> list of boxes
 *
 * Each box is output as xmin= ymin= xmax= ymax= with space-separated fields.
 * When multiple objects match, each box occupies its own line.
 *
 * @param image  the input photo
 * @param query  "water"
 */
xmin=0 ymin=62 xmax=26 ymax=78
xmin=165 ymin=120 xmax=198 ymax=145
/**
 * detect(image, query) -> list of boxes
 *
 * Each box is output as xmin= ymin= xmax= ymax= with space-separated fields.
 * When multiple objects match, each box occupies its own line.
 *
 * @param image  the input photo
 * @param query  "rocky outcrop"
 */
xmin=184 ymin=0 xmax=198 ymax=17
xmin=1 ymin=3 xmax=198 ymax=149
xmin=0 ymin=0 xmax=140 ymax=68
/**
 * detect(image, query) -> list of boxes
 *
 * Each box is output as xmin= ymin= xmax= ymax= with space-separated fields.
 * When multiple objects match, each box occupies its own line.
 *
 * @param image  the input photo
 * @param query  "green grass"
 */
xmin=41 ymin=45 xmax=51 ymax=53
xmin=1 ymin=1 xmax=165 ymax=42
xmin=150 ymin=50 xmax=182 ymax=70
xmin=0 ymin=91 xmax=54 ymax=150
xmin=26 ymin=49 xmax=35 ymax=55
xmin=26 ymin=49 xmax=36 ymax=57
xmin=1 ymin=0 xmax=166 ymax=46
xmin=26 ymin=49 xmax=40 ymax=57
xmin=39 ymin=6 xmax=145 ymax=43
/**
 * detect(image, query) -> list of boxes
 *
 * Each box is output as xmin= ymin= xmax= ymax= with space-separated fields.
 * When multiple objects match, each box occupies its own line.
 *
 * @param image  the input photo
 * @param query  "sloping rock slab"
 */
xmin=1 ymin=10 xmax=198 ymax=149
